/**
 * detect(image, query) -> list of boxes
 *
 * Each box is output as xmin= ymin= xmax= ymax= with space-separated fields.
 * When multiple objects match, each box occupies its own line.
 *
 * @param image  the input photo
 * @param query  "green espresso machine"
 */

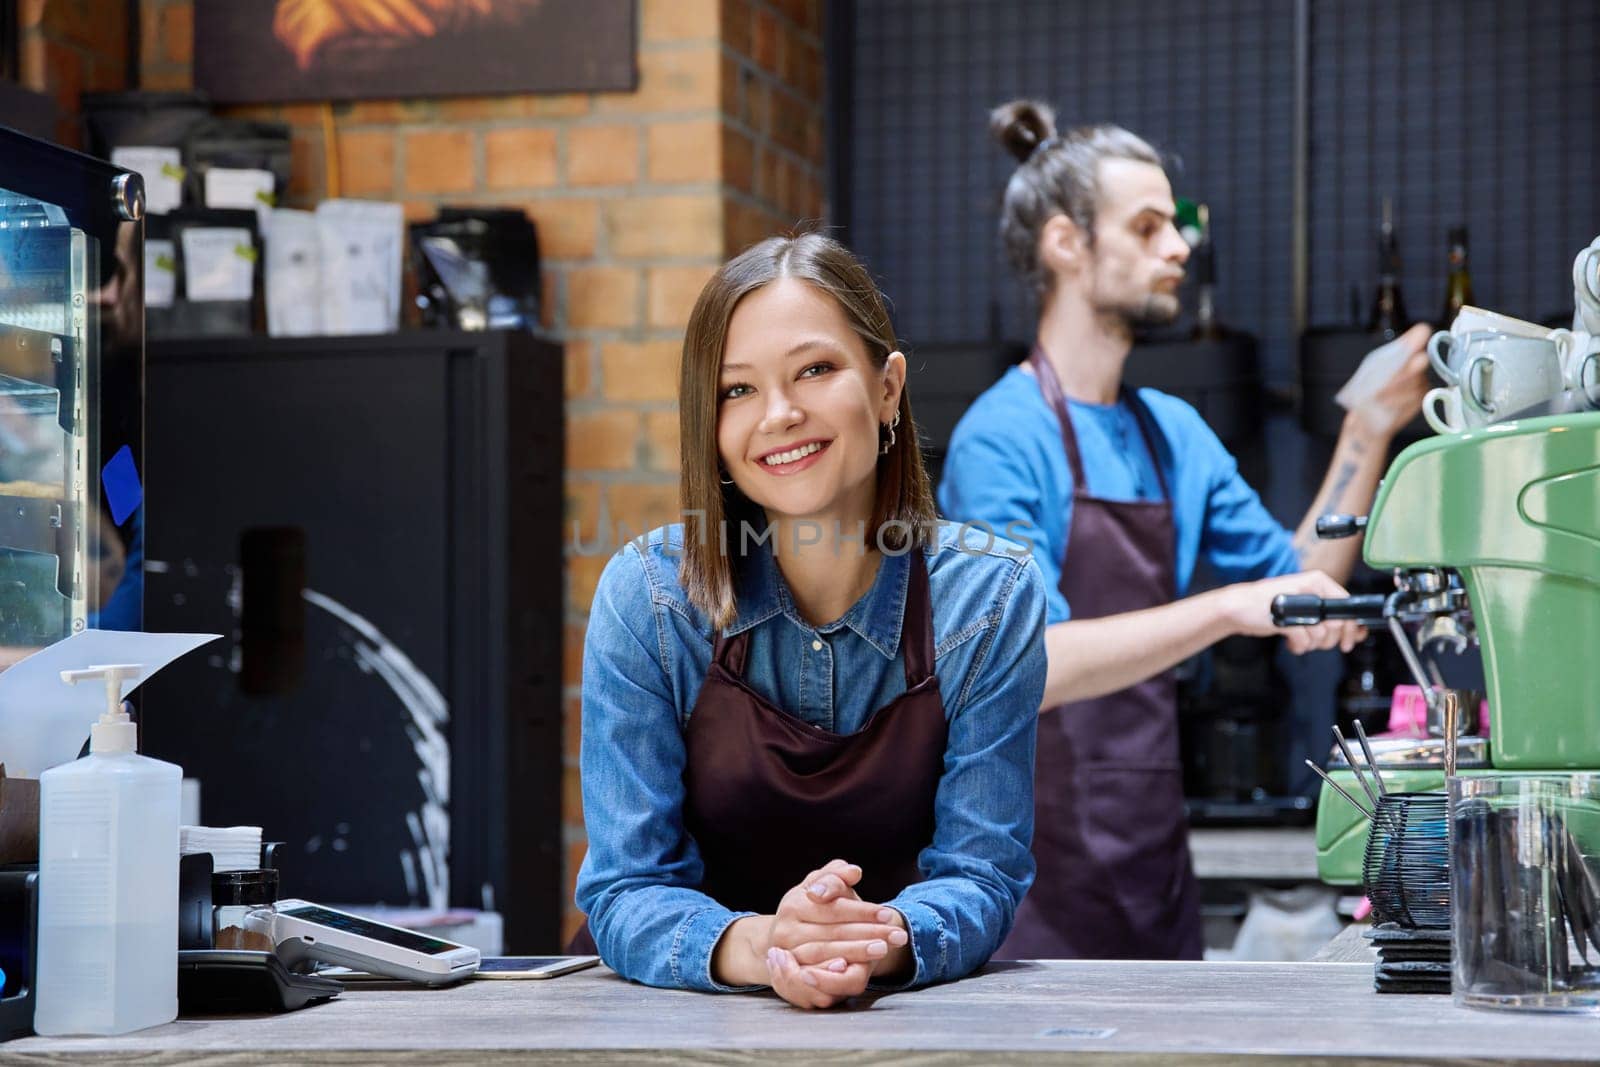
xmin=1274 ymin=411 xmax=1600 ymax=885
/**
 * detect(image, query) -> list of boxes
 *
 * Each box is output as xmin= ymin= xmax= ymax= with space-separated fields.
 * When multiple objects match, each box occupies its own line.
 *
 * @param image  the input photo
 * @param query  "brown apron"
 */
xmin=997 ymin=346 xmax=1202 ymax=960
xmin=572 ymin=550 xmax=949 ymax=953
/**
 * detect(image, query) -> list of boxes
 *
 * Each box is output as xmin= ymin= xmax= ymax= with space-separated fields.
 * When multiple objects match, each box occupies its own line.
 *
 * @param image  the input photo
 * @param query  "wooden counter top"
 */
xmin=6 ymin=957 xmax=1593 ymax=1064
xmin=1309 ymin=922 xmax=1379 ymax=963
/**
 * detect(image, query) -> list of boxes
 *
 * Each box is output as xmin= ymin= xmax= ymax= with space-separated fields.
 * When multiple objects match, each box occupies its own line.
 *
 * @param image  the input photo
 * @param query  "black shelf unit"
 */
xmin=140 ymin=329 xmax=564 ymax=952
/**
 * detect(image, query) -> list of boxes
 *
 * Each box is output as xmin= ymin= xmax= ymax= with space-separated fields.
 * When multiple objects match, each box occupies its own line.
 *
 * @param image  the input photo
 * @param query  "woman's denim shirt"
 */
xmin=575 ymin=521 xmax=1046 ymax=992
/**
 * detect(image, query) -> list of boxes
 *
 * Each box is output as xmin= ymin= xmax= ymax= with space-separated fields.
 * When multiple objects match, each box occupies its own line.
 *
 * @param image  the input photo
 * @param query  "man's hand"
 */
xmin=1220 ymin=570 xmax=1366 ymax=654
xmin=1350 ymin=323 xmax=1433 ymax=441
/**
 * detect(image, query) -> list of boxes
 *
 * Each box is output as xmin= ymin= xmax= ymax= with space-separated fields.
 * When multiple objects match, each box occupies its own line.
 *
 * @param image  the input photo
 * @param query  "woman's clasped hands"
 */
xmin=764 ymin=859 xmax=910 ymax=1009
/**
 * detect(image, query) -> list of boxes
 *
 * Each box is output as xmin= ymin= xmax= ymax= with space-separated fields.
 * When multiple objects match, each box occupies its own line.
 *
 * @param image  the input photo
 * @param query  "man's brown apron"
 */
xmin=996 ymin=346 xmax=1202 ymax=960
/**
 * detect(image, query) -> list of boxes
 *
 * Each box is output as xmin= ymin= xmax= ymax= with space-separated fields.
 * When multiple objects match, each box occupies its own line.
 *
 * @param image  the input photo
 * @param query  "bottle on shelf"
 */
xmin=1368 ymin=196 xmax=1410 ymax=340
xmin=1191 ymin=203 xmax=1221 ymax=340
xmin=1439 ymin=225 xmax=1474 ymax=328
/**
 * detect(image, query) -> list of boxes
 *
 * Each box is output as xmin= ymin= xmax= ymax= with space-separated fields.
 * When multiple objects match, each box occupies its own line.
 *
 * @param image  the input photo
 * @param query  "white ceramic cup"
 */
xmin=1570 ymin=331 xmax=1600 ymax=409
xmin=1422 ymin=384 xmax=1467 ymax=434
xmin=1460 ymin=334 xmax=1568 ymax=419
xmin=1428 ymin=330 xmax=1467 ymax=384
xmin=1429 ymin=306 xmax=1574 ymax=385
xmin=1575 ymin=245 xmax=1600 ymax=334
xmin=1422 ymin=332 xmax=1568 ymax=433
xmin=1451 ymin=304 xmax=1555 ymax=339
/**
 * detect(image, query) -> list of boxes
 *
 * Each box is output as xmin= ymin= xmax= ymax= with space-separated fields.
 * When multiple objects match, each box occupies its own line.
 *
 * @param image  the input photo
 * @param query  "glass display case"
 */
xmin=0 ymin=126 xmax=145 ymax=662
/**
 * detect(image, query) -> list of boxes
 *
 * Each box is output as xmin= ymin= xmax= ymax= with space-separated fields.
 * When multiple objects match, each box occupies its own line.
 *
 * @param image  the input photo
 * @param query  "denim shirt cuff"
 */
xmin=868 ymin=901 xmax=945 ymax=991
xmin=675 ymin=906 xmax=764 ymax=993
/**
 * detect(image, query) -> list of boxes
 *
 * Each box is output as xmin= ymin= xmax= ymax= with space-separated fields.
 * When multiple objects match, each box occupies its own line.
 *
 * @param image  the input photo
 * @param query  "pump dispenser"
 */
xmin=34 ymin=663 xmax=180 ymax=1036
xmin=69 ymin=664 xmax=141 ymax=753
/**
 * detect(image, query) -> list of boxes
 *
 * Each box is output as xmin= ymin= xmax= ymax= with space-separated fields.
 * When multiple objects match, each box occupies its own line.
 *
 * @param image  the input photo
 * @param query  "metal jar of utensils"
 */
xmin=1306 ymin=697 xmax=1463 ymax=922
xmin=1306 ymin=712 xmax=1457 ymax=993
xmin=1363 ymin=793 xmax=1451 ymax=929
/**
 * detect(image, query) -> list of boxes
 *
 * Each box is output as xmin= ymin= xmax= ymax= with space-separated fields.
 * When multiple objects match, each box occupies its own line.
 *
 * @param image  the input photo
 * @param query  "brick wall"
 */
xmin=133 ymin=0 xmax=826 ymax=944
xmin=18 ymin=0 xmax=129 ymax=146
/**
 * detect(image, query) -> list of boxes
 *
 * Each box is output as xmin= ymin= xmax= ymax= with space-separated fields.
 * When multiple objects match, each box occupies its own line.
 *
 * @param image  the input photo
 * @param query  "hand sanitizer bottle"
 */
xmin=34 ymin=664 xmax=180 ymax=1036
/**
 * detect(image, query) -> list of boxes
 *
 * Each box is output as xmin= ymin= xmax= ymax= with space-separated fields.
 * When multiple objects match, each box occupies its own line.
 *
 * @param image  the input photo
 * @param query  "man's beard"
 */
xmin=1107 ymin=291 xmax=1182 ymax=328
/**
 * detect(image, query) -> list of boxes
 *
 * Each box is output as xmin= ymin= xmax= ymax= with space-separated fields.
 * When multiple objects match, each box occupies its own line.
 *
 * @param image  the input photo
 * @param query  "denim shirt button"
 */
xmin=811 ymin=639 xmax=823 ymax=651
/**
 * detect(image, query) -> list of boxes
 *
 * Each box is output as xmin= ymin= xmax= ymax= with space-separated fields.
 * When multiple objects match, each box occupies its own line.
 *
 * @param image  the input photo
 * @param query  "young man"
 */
xmin=939 ymin=101 xmax=1430 ymax=960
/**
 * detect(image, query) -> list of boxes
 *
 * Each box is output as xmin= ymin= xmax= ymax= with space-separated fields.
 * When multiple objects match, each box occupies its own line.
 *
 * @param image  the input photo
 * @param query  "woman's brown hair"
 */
xmin=678 ymin=232 xmax=938 ymax=630
xmin=989 ymin=99 xmax=1164 ymax=299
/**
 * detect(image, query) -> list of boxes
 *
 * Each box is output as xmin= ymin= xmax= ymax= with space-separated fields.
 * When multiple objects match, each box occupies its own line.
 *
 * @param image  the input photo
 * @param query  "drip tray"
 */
xmin=1328 ymin=735 xmax=1491 ymax=770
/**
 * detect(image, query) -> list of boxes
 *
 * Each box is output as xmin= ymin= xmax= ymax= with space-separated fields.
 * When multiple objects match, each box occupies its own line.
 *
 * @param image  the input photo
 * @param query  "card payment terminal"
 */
xmin=247 ymin=900 xmax=481 ymax=986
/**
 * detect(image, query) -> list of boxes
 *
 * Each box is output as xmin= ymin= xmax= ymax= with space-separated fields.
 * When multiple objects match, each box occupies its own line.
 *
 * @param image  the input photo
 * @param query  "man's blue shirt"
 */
xmin=938 ymin=365 xmax=1299 ymax=623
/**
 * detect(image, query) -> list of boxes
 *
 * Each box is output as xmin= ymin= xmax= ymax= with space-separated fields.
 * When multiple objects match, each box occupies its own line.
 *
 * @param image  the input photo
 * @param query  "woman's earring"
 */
xmin=720 ymin=469 xmax=735 ymax=486
xmin=879 ymin=412 xmax=901 ymax=455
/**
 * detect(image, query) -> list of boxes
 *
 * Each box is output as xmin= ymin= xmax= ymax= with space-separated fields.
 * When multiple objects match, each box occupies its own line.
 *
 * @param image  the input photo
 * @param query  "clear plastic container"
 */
xmin=1451 ymin=774 xmax=1600 ymax=1012
xmin=34 ymin=750 xmax=180 ymax=1034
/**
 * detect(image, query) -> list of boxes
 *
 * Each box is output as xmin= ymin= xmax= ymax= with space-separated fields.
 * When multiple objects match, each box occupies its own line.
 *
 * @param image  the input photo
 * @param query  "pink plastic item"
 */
xmin=1384 ymin=684 xmax=1490 ymax=738
xmin=1353 ymin=896 xmax=1374 ymax=922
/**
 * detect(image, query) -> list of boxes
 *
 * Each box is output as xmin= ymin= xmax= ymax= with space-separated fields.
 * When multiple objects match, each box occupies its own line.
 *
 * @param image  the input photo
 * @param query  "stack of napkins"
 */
xmin=180 ymin=825 xmax=263 ymax=872
xmin=1334 ymin=333 xmax=1411 ymax=411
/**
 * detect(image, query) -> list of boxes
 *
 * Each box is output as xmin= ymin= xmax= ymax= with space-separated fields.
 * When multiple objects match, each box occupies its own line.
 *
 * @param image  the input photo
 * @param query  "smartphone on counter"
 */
xmin=473 ymin=955 xmax=600 ymax=980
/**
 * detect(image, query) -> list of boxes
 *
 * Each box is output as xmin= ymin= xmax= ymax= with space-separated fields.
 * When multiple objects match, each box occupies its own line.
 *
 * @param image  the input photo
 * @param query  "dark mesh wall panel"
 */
xmin=1308 ymin=0 xmax=1600 ymax=331
xmin=847 ymin=0 xmax=1297 ymax=380
xmin=843 ymin=1 xmax=1600 ymax=386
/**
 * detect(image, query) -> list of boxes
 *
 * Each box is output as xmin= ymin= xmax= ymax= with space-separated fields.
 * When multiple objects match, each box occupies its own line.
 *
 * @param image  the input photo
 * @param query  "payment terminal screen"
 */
xmin=281 ymin=904 xmax=460 ymax=955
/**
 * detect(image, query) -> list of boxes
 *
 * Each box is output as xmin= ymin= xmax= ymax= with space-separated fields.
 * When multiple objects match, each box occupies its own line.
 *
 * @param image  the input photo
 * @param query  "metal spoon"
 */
xmin=1332 ymin=725 xmax=1381 ymax=809
xmin=1352 ymin=719 xmax=1389 ymax=796
xmin=1305 ymin=759 xmax=1374 ymax=820
xmin=1443 ymin=690 xmax=1459 ymax=780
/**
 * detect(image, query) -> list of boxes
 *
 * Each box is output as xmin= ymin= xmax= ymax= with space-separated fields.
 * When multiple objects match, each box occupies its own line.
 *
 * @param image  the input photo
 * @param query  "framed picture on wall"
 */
xmin=194 ymin=0 xmax=636 ymax=104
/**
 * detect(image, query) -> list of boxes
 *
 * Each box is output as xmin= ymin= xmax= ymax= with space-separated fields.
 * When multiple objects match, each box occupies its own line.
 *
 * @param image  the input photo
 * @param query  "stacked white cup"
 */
xmin=1574 ymin=235 xmax=1600 ymax=335
xmin=1423 ymin=304 xmax=1595 ymax=435
xmin=1568 ymin=236 xmax=1600 ymax=412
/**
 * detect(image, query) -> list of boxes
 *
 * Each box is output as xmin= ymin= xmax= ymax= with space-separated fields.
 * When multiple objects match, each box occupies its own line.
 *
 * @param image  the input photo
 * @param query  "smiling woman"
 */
xmin=679 ymin=237 xmax=935 ymax=630
xmin=572 ymin=232 xmax=1048 ymax=1009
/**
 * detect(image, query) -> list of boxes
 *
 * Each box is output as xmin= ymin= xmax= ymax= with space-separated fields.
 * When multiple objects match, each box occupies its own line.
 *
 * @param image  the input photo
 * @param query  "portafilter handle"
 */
xmin=1314 ymin=513 xmax=1368 ymax=540
xmin=1271 ymin=593 xmax=1389 ymax=627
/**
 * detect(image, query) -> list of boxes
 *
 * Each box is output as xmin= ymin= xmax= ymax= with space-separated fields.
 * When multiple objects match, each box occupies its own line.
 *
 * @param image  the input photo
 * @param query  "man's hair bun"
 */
xmin=989 ymin=99 xmax=1058 ymax=163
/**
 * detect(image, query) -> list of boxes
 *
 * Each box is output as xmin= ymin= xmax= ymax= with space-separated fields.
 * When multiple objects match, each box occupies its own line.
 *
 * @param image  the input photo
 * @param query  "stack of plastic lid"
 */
xmin=1363 ymin=925 xmax=1452 ymax=994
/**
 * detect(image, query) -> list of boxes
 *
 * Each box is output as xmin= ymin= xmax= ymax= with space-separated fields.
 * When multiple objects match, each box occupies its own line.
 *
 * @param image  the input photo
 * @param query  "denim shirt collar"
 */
xmin=723 ymin=544 xmax=910 ymax=660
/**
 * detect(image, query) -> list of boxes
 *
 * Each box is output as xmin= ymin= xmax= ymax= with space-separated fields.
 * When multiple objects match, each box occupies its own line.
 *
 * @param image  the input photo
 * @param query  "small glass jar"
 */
xmin=212 ymin=868 xmax=279 ymax=952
